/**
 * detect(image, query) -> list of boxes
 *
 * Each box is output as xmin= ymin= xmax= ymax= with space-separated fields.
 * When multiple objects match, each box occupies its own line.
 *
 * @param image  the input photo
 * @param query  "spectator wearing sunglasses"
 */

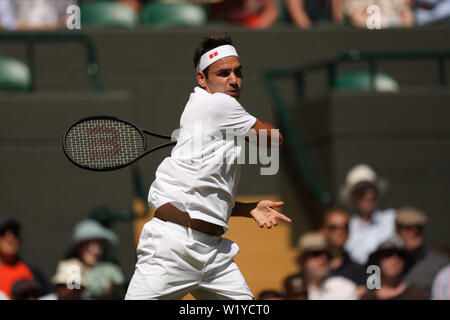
xmin=362 ymin=240 xmax=427 ymax=300
xmin=321 ymin=208 xmax=367 ymax=296
xmin=0 ymin=216 xmax=51 ymax=299
xmin=295 ymin=232 xmax=357 ymax=300
xmin=395 ymin=207 xmax=449 ymax=299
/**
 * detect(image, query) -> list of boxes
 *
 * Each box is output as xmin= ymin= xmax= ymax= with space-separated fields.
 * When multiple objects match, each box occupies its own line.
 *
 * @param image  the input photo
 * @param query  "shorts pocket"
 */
xmin=136 ymin=220 xmax=166 ymax=262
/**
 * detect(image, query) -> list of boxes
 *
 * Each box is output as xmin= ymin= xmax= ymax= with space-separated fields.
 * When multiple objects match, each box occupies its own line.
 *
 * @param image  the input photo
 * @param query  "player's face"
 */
xmin=197 ymin=56 xmax=243 ymax=100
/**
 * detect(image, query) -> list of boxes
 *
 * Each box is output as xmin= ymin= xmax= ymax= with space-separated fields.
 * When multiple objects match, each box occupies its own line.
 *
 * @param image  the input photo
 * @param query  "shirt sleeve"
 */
xmin=209 ymin=93 xmax=257 ymax=136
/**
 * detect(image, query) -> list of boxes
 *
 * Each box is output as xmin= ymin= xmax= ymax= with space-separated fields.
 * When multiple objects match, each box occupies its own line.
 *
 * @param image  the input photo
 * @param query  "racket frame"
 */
xmin=62 ymin=115 xmax=176 ymax=171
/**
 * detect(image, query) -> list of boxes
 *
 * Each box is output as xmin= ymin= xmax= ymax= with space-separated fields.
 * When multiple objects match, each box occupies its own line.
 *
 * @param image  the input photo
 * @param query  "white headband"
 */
xmin=196 ymin=45 xmax=239 ymax=72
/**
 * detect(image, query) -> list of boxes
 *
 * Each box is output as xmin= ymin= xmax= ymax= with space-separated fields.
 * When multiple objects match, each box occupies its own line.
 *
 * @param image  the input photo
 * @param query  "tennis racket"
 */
xmin=62 ymin=115 xmax=176 ymax=171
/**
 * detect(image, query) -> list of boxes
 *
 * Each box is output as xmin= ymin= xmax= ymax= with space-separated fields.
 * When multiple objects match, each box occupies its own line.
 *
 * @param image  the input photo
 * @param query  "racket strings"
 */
xmin=65 ymin=119 xmax=145 ymax=169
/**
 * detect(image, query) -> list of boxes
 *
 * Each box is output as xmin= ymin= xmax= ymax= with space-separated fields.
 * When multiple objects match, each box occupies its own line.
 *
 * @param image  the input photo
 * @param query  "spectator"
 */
xmin=119 ymin=0 xmax=143 ymax=12
xmin=284 ymin=0 xmax=345 ymax=28
xmin=40 ymin=259 xmax=87 ymax=300
xmin=283 ymin=274 xmax=307 ymax=300
xmin=414 ymin=0 xmax=450 ymax=25
xmin=11 ymin=0 xmax=77 ymax=30
xmin=0 ymin=216 xmax=52 ymax=299
xmin=209 ymin=0 xmax=279 ymax=29
xmin=0 ymin=0 xmax=16 ymax=30
xmin=362 ymin=240 xmax=427 ymax=300
xmin=0 ymin=290 xmax=8 ymax=300
xmin=11 ymin=279 xmax=42 ymax=300
xmin=320 ymin=207 xmax=367 ymax=295
xmin=431 ymin=264 xmax=450 ymax=300
xmin=63 ymin=219 xmax=125 ymax=299
xmin=344 ymin=0 xmax=414 ymax=28
xmin=395 ymin=207 xmax=449 ymax=298
xmin=257 ymin=289 xmax=284 ymax=300
xmin=296 ymin=232 xmax=357 ymax=299
xmin=340 ymin=164 xmax=396 ymax=265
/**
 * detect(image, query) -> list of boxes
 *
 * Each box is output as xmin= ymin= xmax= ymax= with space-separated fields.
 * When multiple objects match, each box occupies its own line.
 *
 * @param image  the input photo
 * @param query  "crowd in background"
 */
xmin=258 ymin=164 xmax=450 ymax=300
xmin=0 ymin=216 xmax=126 ymax=300
xmin=1 ymin=163 xmax=449 ymax=300
xmin=0 ymin=0 xmax=450 ymax=31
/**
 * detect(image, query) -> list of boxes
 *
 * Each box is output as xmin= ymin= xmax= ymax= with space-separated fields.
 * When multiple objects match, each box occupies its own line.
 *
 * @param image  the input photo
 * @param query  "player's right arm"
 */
xmin=249 ymin=119 xmax=283 ymax=148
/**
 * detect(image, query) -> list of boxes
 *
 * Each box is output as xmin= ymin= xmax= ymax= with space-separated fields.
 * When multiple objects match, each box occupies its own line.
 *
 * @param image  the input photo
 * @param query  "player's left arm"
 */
xmin=231 ymin=201 xmax=292 ymax=229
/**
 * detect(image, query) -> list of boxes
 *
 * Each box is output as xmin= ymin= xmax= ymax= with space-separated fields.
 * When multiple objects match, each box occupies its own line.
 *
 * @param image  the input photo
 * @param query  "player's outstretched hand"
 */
xmin=250 ymin=201 xmax=292 ymax=229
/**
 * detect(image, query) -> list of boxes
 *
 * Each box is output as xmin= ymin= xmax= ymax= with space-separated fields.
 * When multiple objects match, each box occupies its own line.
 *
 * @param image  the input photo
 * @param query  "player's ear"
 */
xmin=196 ymin=71 xmax=208 ymax=89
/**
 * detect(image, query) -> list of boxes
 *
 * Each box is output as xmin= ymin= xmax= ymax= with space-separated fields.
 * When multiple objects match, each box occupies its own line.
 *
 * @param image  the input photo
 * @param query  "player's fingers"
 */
xmin=273 ymin=211 xmax=292 ymax=223
xmin=269 ymin=201 xmax=284 ymax=208
xmin=265 ymin=221 xmax=272 ymax=229
xmin=271 ymin=219 xmax=278 ymax=227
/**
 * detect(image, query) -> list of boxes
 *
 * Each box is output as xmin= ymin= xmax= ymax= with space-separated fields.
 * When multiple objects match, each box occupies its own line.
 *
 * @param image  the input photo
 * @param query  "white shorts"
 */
xmin=125 ymin=217 xmax=253 ymax=300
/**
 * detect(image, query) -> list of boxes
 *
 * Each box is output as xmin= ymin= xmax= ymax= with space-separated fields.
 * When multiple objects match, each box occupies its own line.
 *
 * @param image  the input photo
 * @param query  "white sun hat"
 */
xmin=339 ymin=163 xmax=388 ymax=204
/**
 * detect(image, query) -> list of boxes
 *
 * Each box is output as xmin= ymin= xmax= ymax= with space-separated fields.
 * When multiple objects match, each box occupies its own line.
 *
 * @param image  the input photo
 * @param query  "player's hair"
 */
xmin=193 ymin=33 xmax=233 ymax=78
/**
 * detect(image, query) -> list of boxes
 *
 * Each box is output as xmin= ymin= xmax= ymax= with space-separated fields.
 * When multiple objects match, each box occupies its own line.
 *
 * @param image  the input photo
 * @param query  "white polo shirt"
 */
xmin=345 ymin=208 xmax=397 ymax=265
xmin=149 ymin=87 xmax=257 ymax=231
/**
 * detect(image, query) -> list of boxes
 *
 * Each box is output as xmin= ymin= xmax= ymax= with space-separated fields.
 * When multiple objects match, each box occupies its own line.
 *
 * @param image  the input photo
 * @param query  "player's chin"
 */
xmin=227 ymin=90 xmax=241 ymax=99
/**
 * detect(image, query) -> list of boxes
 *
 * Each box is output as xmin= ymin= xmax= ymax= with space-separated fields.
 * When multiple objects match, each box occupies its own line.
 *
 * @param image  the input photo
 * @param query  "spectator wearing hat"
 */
xmin=320 ymin=207 xmax=367 ymax=295
xmin=395 ymin=207 xmax=449 ymax=299
xmin=295 ymin=232 xmax=357 ymax=299
xmin=40 ymin=258 xmax=87 ymax=300
xmin=431 ymin=264 xmax=450 ymax=300
xmin=62 ymin=219 xmax=125 ymax=300
xmin=340 ymin=164 xmax=396 ymax=265
xmin=0 ymin=216 xmax=51 ymax=299
xmin=362 ymin=240 xmax=427 ymax=300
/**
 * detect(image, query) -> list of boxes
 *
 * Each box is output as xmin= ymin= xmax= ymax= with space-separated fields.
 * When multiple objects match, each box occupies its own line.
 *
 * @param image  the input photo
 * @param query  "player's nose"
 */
xmin=228 ymin=72 xmax=238 ymax=86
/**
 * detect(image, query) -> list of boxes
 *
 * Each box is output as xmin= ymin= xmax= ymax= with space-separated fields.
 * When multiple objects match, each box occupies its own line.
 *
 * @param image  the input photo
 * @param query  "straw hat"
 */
xmin=297 ymin=232 xmax=328 ymax=255
xmin=51 ymin=259 xmax=87 ymax=288
xmin=395 ymin=207 xmax=427 ymax=226
xmin=339 ymin=164 xmax=388 ymax=204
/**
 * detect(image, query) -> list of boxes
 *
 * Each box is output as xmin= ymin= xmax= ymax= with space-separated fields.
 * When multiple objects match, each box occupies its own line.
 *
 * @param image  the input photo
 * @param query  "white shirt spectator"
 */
xmin=415 ymin=0 xmax=450 ymax=25
xmin=0 ymin=0 xmax=16 ymax=30
xmin=345 ymin=208 xmax=396 ymax=265
xmin=308 ymin=276 xmax=357 ymax=300
xmin=431 ymin=264 xmax=450 ymax=300
xmin=0 ymin=290 xmax=9 ymax=300
xmin=149 ymin=87 xmax=256 ymax=232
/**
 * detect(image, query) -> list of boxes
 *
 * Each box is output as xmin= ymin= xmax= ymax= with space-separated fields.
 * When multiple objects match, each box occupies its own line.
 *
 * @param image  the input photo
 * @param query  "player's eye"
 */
xmin=218 ymin=71 xmax=230 ymax=77
xmin=235 ymin=69 xmax=242 ymax=78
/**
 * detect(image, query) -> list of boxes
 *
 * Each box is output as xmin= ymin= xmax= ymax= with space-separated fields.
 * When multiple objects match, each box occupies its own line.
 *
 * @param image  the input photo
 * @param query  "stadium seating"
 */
xmin=140 ymin=2 xmax=207 ymax=27
xmin=80 ymin=1 xmax=138 ymax=28
xmin=334 ymin=70 xmax=399 ymax=92
xmin=0 ymin=56 xmax=31 ymax=92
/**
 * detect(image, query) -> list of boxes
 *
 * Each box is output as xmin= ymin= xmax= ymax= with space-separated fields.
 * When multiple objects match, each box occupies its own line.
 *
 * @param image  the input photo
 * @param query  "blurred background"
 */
xmin=0 ymin=0 xmax=449 ymax=300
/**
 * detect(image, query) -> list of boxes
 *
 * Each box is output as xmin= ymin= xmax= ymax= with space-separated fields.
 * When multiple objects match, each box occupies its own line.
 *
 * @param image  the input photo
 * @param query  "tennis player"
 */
xmin=125 ymin=34 xmax=291 ymax=300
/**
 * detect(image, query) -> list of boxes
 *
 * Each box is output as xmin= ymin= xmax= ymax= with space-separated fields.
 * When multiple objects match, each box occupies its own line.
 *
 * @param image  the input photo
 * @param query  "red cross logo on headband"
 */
xmin=209 ymin=51 xmax=218 ymax=59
